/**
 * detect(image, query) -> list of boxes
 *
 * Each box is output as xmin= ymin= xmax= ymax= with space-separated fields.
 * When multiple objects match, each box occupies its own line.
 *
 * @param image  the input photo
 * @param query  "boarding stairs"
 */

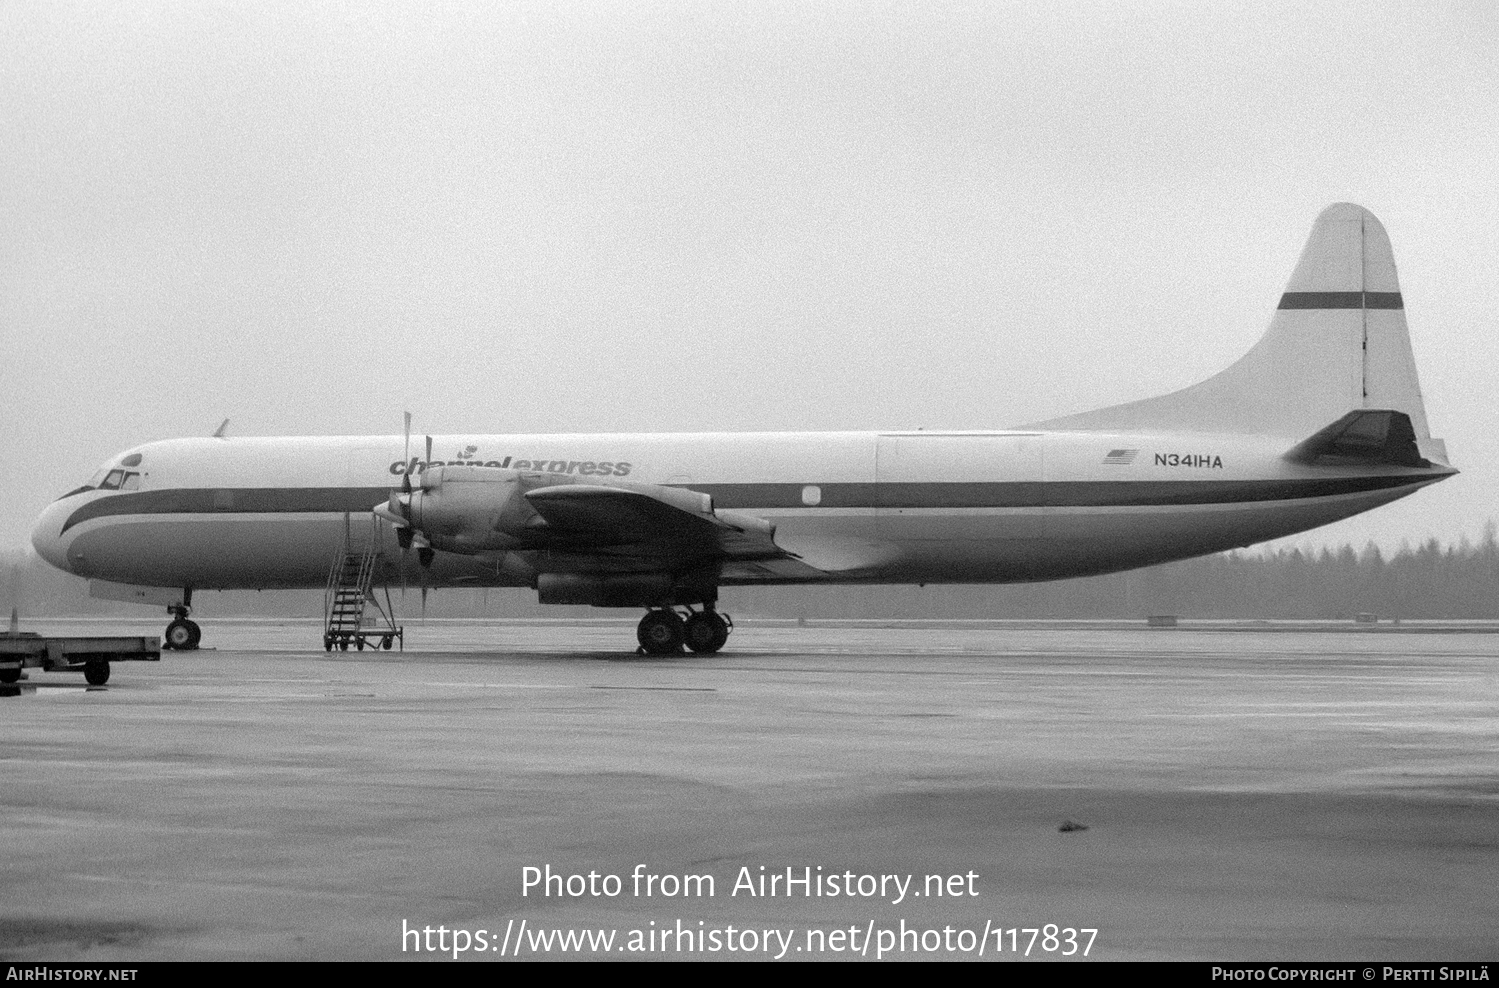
xmin=323 ymin=517 xmax=403 ymax=652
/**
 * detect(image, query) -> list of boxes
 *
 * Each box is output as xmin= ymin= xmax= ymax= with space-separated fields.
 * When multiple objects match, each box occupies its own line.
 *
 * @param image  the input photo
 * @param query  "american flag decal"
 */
xmin=1103 ymin=449 xmax=1138 ymax=465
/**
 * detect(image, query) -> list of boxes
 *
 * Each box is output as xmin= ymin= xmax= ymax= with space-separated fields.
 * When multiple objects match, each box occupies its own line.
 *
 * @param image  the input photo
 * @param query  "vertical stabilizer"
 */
xmin=1025 ymin=204 xmax=1436 ymax=443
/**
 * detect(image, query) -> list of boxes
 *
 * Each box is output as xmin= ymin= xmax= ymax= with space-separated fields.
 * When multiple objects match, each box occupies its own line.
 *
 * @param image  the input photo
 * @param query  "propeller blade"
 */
xmin=396 ymin=414 xmax=418 ymax=603
xmin=401 ymin=412 xmax=414 ymax=498
xmin=415 ymin=540 xmax=434 ymax=622
xmin=373 ymin=502 xmax=407 ymax=527
xmin=397 ymin=521 xmax=414 ymax=599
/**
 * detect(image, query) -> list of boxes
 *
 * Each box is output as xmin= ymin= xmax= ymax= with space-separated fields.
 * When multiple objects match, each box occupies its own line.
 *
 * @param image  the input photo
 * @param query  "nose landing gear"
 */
xmin=162 ymin=604 xmax=201 ymax=651
xmin=636 ymin=607 xmax=731 ymax=655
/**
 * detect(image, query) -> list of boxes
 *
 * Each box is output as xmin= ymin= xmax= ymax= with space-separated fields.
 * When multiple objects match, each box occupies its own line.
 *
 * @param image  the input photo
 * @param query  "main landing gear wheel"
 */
xmin=164 ymin=618 xmax=201 ymax=651
xmin=683 ymin=611 xmax=730 ymax=654
xmin=637 ymin=610 xmax=686 ymax=655
xmin=84 ymin=661 xmax=110 ymax=686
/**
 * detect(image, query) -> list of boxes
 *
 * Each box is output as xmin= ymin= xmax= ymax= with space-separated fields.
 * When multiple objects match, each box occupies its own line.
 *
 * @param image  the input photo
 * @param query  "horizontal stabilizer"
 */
xmin=1284 ymin=410 xmax=1428 ymax=468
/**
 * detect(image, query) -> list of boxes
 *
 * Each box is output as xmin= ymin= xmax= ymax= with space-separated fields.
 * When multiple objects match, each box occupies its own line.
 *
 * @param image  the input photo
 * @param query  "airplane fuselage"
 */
xmin=31 ymin=429 xmax=1449 ymax=596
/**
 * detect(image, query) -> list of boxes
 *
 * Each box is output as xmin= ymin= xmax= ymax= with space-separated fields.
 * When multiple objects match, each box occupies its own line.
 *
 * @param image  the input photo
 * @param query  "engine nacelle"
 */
xmin=403 ymin=466 xmax=539 ymax=552
xmin=384 ymin=464 xmax=738 ymax=559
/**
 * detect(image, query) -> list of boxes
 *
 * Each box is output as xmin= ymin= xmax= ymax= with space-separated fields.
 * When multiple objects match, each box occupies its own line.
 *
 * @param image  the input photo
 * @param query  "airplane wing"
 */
xmin=524 ymin=484 xmax=796 ymax=565
xmin=382 ymin=464 xmax=836 ymax=579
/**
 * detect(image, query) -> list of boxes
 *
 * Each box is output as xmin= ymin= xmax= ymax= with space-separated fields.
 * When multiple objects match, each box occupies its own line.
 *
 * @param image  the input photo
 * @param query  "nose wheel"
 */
xmin=163 ymin=606 xmax=201 ymax=651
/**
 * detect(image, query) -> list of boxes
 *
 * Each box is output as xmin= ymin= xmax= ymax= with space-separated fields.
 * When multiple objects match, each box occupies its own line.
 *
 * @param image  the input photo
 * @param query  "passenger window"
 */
xmin=98 ymin=470 xmax=125 ymax=491
xmin=119 ymin=472 xmax=141 ymax=491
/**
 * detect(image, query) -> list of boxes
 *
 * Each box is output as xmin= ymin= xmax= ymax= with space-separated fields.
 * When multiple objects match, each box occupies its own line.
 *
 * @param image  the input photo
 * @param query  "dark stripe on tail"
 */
xmin=1278 ymin=291 xmax=1403 ymax=310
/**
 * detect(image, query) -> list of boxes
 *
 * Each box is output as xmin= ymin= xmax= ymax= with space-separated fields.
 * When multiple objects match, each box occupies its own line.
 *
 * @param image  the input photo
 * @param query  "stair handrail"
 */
xmin=322 ymin=537 xmax=348 ymax=635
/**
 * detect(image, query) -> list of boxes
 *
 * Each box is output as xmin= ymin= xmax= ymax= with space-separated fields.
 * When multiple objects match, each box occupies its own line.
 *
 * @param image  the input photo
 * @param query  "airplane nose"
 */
xmin=30 ymin=499 xmax=74 ymax=573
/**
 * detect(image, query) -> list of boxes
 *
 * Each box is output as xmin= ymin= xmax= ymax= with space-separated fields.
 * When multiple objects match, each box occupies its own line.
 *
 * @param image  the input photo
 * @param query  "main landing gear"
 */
xmin=636 ymin=607 xmax=732 ymax=656
xmin=162 ymin=604 xmax=201 ymax=651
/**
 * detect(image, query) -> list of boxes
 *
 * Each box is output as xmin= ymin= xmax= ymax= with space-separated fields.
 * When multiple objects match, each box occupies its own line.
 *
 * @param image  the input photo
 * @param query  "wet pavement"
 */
xmin=3 ymin=620 xmax=1496 ymax=960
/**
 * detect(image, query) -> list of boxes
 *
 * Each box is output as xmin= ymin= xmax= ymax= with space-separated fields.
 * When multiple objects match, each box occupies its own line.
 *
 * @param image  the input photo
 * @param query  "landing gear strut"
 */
xmin=162 ymin=602 xmax=201 ymax=651
xmin=636 ymin=607 xmax=732 ymax=656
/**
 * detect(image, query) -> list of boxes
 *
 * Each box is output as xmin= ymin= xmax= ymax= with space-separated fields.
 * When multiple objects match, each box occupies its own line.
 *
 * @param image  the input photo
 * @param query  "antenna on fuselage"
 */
xmin=212 ymin=419 xmax=230 ymax=439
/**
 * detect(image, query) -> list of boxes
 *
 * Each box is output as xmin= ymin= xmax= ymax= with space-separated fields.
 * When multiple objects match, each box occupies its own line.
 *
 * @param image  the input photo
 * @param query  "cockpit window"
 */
xmin=75 ymin=456 xmax=146 ymax=497
xmin=96 ymin=470 xmax=142 ymax=491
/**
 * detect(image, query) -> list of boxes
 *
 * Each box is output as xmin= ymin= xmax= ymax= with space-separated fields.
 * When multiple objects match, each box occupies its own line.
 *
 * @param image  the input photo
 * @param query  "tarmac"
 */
xmin=2 ymin=619 xmax=1496 ymax=961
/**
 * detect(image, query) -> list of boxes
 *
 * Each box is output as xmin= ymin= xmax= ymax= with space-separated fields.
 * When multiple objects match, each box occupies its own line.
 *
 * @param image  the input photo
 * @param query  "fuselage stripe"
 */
xmin=58 ymin=475 xmax=1432 ymax=534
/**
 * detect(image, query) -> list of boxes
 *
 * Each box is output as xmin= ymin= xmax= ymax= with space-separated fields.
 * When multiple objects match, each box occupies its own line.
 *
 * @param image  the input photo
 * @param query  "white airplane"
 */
xmin=30 ymin=204 xmax=1455 ymax=655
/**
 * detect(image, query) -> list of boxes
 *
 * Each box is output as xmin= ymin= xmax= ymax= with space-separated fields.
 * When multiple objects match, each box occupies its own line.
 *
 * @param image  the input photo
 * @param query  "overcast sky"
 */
xmin=3 ymin=0 xmax=1496 ymax=556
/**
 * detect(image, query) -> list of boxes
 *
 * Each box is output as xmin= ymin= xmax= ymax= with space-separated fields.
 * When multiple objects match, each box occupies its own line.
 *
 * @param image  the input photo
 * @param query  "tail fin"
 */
xmin=1027 ymin=204 xmax=1442 ymax=454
